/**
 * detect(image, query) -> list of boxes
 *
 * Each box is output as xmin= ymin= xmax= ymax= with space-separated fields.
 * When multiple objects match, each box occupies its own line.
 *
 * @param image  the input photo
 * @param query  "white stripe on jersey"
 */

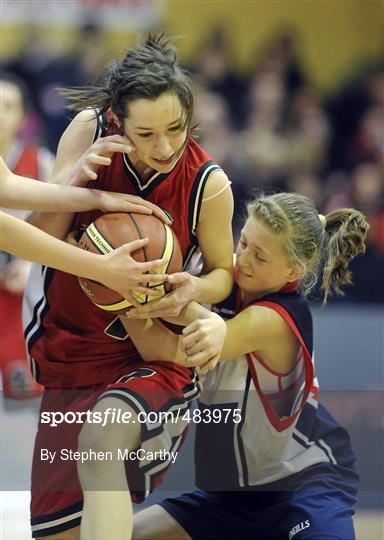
xmin=23 ymin=264 xmax=49 ymax=351
xmin=233 ymin=372 xmax=251 ymax=488
xmin=191 ymin=164 xmax=222 ymax=236
xmin=293 ymin=428 xmax=336 ymax=464
xmin=317 ymin=438 xmax=337 ymax=465
xmin=123 ymin=154 xmax=163 ymax=191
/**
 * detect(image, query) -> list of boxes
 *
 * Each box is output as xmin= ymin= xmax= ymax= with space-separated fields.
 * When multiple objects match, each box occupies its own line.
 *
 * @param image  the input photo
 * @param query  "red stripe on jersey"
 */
xmin=246 ymin=301 xmax=314 ymax=432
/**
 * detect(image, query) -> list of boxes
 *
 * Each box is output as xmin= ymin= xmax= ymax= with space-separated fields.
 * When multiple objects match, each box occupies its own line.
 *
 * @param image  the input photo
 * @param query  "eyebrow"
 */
xmin=135 ymin=118 xmax=182 ymax=131
xmin=240 ymin=231 xmax=272 ymax=256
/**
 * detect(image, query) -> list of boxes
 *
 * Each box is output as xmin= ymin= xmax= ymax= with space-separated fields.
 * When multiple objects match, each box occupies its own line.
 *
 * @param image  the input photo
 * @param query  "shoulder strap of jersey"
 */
xmin=92 ymin=108 xmax=108 ymax=142
xmin=188 ymin=160 xmax=223 ymax=245
xmin=252 ymin=291 xmax=313 ymax=354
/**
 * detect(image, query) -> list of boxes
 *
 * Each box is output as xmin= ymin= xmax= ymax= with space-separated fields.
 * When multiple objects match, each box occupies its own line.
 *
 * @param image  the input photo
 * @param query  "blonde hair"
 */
xmin=247 ymin=193 xmax=369 ymax=303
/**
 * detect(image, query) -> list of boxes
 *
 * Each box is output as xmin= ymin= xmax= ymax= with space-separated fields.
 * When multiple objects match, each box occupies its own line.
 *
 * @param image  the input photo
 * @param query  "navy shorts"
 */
xmin=160 ymin=464 xmax=358 ymax=539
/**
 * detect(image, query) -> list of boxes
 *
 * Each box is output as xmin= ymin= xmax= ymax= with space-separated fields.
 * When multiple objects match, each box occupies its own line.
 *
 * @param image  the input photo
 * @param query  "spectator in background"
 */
xmin=284 ymin=86 xmax=330 ymax=175
xmin=238 ymin=71 xmax=288 ymax=189
xmin=326 ymin=63 xmax=384 ymax=171
xmin=0 ymin=72 xmax=54 ymax=401
xmin=194 ymin=88 xmax=250 ymax=237
xmin=252 ymin=28 xmax=307 ymax=97
xmin=4 ymin=22 xmax=107 ymax=152
xmin=189 ymin=24 xmax=250 ymax=129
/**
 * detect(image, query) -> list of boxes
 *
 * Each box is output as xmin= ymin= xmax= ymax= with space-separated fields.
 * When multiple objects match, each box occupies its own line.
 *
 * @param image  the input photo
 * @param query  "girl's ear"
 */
xmin=112 ymin=113 xmax=121 ymax=129
xmin=288 ymin=265 xmax=305 ymax=283
xmin=107 ymin=108 xmax=122 ymax=129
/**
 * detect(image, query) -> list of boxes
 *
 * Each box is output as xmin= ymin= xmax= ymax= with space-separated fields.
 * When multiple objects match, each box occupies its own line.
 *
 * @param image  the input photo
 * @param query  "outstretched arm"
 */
xmin=1 ymin=212 xmax=169 ymax=301
xmin=120 ymin=301 xmax=225 ymax=369
xmin=122 ymin=297 xmax=299 ymax=374
xmin=23 ymin=110 xmax=169 ymax=239
xmin=1 ymin=156 xmax=171 ymax=220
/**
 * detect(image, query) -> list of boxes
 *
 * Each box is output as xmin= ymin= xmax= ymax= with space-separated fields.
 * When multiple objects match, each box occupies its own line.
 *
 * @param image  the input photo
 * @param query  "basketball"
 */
xmin=77 ymin=212 xmax=182 ymax=314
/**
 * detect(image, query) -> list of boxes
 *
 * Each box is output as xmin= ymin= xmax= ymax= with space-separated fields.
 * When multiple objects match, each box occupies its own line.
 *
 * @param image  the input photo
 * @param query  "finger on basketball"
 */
xmin=146 ymin=204 xmax=172 ymax=224
xmin=127 ymin=300 xmax=173 ymax=319
xmin=132 ymin=286 xmax=162 ymax=297
xmin=139 ymin=257 xmax=169 ymax=273
xmin=123 ymin=291 xmax=141 ymax=308
xmin=124 ymin=203 xmax=157 ymax=215
xmin=167 ymin=272 xmax=189 ymax=286
xmin=141 ymin=274 xmax=168 ymax=285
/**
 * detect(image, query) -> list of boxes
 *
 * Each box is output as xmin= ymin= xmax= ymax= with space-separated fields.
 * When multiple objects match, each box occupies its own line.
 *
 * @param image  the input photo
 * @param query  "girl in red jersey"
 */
xmin=24 ymin=34 xmax=233 ymax=539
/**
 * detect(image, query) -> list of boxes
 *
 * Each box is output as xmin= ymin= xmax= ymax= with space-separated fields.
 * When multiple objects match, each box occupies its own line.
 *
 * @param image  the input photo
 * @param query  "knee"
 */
xmin=77 ymin=398 xmax=140 ymax=455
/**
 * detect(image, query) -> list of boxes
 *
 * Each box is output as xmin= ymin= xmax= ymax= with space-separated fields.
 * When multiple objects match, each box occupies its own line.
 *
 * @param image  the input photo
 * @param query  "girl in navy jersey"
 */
xmin=24 ymin=35 xmax=233 ymax=539
xmin=127 ymin=193 xmax=368 ymax=540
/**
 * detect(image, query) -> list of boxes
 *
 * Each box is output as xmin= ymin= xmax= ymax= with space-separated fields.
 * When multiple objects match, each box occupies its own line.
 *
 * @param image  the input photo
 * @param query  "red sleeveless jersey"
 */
xmin=12 ymin=144 xmax=40 ymax=178
xmin=24 ymin=119 xmax=222 ymax=389
xmin=6 ymin=139 xmax=53 ymax=181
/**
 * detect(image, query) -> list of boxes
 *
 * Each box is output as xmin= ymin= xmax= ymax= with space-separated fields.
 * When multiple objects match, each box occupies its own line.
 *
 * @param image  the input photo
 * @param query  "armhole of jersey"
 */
xmin=188 ymin=161 xmax=222 ymax=244
xmin=92 ymin=108 xmax=107 ymax=143
xmin=246 ymin=300 xmax=315 ymax=432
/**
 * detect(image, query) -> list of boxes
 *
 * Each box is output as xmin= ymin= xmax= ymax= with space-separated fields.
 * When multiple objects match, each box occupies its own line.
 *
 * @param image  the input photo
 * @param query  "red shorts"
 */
xmin=30 ymin=361 xmax=199 ymax=538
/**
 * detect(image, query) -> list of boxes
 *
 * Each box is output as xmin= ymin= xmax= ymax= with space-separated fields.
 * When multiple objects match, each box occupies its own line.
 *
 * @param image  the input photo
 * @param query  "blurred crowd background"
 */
xmin=1 ymin=0 xmax=383 ymax=305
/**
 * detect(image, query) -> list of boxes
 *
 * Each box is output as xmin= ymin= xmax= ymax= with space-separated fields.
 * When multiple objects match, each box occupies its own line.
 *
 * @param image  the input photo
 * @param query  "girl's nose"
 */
xmin=155 ymin=136 xmax=172 ymax=157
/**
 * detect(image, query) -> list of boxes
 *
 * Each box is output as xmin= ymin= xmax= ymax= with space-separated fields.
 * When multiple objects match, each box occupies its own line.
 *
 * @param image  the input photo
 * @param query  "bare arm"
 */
xmin=25 ymin=111 xmax=154 ymax=239
xmin=1 ymin=212 xmax=170 ymax=299
xmin=119 ymin=317 xmax=183 ymax=363
xmin=180 ymin=302 xmax=300 ymax=373
xmin=191 ymin=170 xmax=234 ymax=303
xmin=120 ymin=301 xmax=222 ymax=365
xmin=123 ymin=299 xmax=299 ymax=374
xmin=25 ymin=110 xmax=100 ymax=238
xmin=1 ymin=156 xmax=151 ymax=214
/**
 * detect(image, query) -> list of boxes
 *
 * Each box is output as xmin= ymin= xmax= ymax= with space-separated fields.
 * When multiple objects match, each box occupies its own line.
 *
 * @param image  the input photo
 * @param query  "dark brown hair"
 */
xmin=61 ymin=33 xmax=194 ymax=133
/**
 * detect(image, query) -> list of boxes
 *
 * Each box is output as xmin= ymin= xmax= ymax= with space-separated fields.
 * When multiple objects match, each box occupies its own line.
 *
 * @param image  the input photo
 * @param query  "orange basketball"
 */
xmin=77 ymin=212 xmax=182 ymax=314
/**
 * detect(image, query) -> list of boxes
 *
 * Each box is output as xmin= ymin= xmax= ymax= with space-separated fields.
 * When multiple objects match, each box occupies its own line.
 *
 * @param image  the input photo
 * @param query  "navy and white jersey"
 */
xmin=195 ymin=285 xmax=356 ymax=491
